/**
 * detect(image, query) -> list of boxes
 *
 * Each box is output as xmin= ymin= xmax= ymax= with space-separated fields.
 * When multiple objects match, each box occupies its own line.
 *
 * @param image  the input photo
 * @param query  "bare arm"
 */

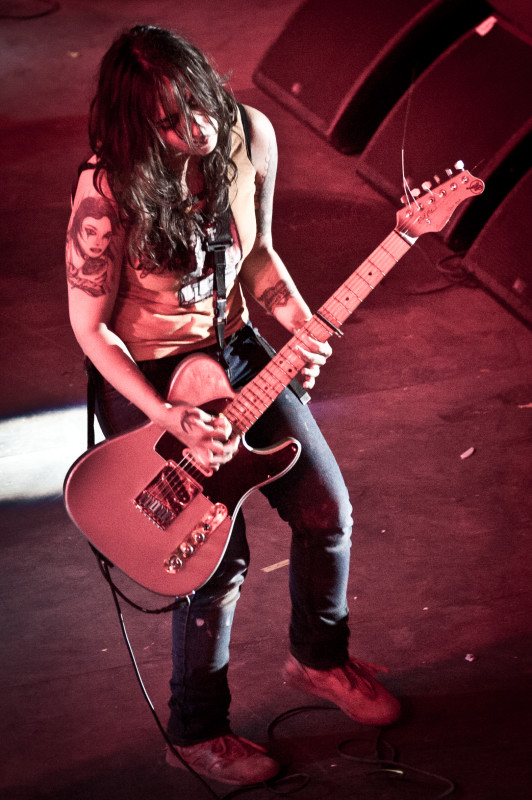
xmin=66 ymin=170 xmax=236 ymax=467
xmin=239 ymin=106 xmax=332 ymax=389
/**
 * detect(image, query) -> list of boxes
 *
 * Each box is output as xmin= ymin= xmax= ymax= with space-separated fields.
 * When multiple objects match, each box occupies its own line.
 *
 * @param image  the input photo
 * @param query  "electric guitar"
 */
xmin=64 ymin=166 xmax=485 ymax=596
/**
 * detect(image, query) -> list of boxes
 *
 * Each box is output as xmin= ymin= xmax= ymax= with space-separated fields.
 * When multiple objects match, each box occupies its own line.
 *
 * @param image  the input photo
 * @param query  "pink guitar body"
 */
xmin=64 ymin=166 xmax=484 ymax=596
xmin=64 ymin=354 xmax=300 ymax=596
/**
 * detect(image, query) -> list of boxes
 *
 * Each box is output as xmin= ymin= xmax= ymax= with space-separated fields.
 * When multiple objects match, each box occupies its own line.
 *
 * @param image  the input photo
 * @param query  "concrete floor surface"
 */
xmin=1 ymin=2 xmax=531 ymax=799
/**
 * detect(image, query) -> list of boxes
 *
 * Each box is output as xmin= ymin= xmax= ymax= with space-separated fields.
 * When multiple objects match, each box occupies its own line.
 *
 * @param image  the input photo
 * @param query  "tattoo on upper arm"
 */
xmin=257 ymin=280 xmax=293 ymax=313
xmin=66 ymin=195 xmax=119 ymax=297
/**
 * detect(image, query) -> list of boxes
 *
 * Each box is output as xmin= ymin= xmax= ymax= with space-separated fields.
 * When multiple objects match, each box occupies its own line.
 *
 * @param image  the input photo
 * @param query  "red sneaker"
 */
xmin=166 ymin=733 xmax=280 ymax=786
xmin=282 ymin=654 xmax=401 ymax=725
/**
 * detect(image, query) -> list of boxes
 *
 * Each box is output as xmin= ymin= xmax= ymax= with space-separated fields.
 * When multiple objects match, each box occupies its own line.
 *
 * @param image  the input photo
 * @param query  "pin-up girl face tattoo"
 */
xmin=78 ymin=214 xmax=113 ymax=261
xmin=67 ymin=196 xmax=118 ymax=296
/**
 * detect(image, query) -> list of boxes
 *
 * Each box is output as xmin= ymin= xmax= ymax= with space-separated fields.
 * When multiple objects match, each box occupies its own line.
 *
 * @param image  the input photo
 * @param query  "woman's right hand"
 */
xmin=158 ymin=402 xmax=240 ymax=472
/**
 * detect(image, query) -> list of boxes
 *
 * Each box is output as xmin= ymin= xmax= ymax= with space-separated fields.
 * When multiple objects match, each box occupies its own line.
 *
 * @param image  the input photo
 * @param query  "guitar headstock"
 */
xmin=396 ymin=162 xmax=485 ymax=239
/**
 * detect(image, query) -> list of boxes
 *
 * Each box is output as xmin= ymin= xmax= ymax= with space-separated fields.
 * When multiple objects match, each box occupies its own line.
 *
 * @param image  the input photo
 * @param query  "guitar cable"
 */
xmin=95 ymin=550 xmax=455 ymax=800
xmin=97 ymin=552 xmax=225 ymax=800
xmin=95 ymin=551 xmax=307 ymax=800
xmin=267 ymin=706 xmax=456 ymax=800
xmin=92 ymin=546 xmax=183 ymax=614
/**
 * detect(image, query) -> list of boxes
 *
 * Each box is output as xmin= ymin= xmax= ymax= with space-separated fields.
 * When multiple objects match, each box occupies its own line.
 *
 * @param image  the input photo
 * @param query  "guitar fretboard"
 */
xmin=224 ymin=229 xmax=413 ymax=435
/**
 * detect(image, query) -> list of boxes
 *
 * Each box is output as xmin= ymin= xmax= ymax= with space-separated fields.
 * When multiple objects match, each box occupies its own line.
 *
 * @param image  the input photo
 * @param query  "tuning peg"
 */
xmin=400 ymin=187 xmax=421 ymax=204
xmin=445 ymin=168 xmax=453 ymax=177
xmin=454 ymin=160 xmax=465 ymax=171
xmin=421 ymin=180 xmax=432 ymax=192
xmin=433 ymin=174 xmax=441 ymax=184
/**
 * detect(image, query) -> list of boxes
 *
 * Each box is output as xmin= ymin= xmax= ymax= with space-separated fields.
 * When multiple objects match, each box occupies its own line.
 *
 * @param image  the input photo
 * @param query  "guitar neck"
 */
xmin=224 ymin=228 xmax=414 ymax=435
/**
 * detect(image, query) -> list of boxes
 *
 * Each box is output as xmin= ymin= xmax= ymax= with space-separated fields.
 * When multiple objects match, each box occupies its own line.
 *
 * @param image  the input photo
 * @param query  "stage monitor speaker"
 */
xmin=490 ymin=0 xmax=532 ymax=36
xmin=355 ymin=15 xmax=532 ymax=251
xmin=464 ymin=167 xmax=532 ymax=327
xmin=252 ymin=0 xmax=491 ymax=153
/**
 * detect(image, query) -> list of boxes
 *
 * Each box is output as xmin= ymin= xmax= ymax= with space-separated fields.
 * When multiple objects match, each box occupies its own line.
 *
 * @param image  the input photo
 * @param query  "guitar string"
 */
xmin=148 ymin=231 xmax=414 ymax=503
xmin=146 ymin=182 xmax=463 ymax=509
xmin=399 ymin=67 xmax=423 ymax=216
xmin=150 ymin=238 xmax=402 ymax=508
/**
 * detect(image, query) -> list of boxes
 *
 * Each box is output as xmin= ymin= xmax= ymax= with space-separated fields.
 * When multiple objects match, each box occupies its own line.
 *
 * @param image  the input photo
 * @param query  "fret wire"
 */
xmin=245 ymin=384 xmax=273 ymax=408
xmin=238 ymin=397 xmax=261 ymax=420
xmin=271 ymin=341 xmax=304 ymax=368
xmin=345 ymin=273 xmax=371 ymax=292
xmin=225 ymin=232 xmax=412 ymax=435
xmin=303 ymin=316 xmax=328 ymax=339
xmin=328 ymin=293 xmax=358 ymax=311
xmin=261 ymin=363 xmax=289 ymax=391
xmin=228 ymin=397 xmax=259 ymax=425
xmin=380 ymin=245 xmax=399 ymax=263
xmin=273 ymin=346 xmax=305 ymax=380
xmin=365 ymin=258 xmax=388 ymax=278
xmin=356 ymin=271 xmax=375 ymax=290
xmin=281 ymin=339 xmax=306 ymax=365
xmin=314 ymin=312 xmax=342 ymax=338
xmin=267 ymin=360 xmax=300 ymax=386
xmin=347 ymin=277 xmax=372 ymax=297
xmin=252 ymin=377 xmax=281 ymax=399
xmin=320 ymin=308 xmax=343 ymax=328
xmin=238 ymin=392 xmax=269 ymax=419
xmin=341 ymin=283 xmax=368 ymax=306
xmin=328 ymin=293 xmax=360 ymax=316
xmin=224 ymin=408 xmax=245 ymax=432
xmin=239 ymin=381 xmax=270 ymax=408
xmin=374 ymin=246 xmax=396 ymax=264
xmin=354 ymin=271 xmax=380 ymax=296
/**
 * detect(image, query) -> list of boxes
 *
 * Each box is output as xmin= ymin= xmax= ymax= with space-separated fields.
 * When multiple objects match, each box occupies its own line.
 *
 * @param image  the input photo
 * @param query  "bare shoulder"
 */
xmin=74 ymin=156 xmax=114 ymax=205
xmin=241 ymin=105 xmax=275 ymax=137
xmin=240 ymin=105 xmax=277 ymax=172
xmin=239 ymin=106 xmax=278 ymax=242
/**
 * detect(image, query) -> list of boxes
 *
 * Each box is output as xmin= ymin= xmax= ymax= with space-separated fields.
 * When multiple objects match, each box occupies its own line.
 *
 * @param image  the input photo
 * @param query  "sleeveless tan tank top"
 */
xmin=111 ymin=108 xmax=256 ymax=360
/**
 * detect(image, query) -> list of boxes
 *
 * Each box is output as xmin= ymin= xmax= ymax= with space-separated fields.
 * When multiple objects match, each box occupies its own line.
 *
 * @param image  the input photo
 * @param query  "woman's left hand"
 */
xmin=295 ymin=332 xmax=333 ymax=390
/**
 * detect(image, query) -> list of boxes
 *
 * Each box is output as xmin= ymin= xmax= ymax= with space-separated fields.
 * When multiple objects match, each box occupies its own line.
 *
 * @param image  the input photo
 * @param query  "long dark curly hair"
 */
xmin=89 ymin=25 xmax=238 ymax=273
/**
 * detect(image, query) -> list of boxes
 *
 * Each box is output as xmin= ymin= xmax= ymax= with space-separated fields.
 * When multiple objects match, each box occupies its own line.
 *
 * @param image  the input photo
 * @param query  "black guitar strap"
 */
xmin=203 ymin=212 xmax=233 ymax=360
xmin=203 ymin=102 xmax=251 ymax=362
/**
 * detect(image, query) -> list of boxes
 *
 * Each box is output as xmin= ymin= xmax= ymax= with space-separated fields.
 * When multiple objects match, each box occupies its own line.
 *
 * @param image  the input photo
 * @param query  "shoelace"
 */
xmin=340 ymin=659 xmax=387 ymax=698
xmin=209 ymin=734 xmax=264 ymax=759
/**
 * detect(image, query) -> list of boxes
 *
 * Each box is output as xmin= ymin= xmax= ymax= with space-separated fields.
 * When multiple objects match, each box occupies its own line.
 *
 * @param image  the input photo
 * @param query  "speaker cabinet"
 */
xmin=465 ymin=167 xmax=532 ymax=327
xmin=253 ymin=0 xmax=491 ymax=153
xmin=355 ymin=15 xmax=532 ymax=250
xmin=490 ymin=0 xmax=532 ymax=35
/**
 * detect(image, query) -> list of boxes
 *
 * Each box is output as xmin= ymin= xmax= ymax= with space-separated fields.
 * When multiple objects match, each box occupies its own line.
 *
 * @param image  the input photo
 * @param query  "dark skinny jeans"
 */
xmin=93 ymin=323 xmax=353 ymax=745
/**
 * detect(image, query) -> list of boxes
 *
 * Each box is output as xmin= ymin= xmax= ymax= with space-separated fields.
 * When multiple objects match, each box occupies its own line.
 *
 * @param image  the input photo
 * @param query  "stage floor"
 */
xmin=1 ymin=2 xmax=531 ymax=799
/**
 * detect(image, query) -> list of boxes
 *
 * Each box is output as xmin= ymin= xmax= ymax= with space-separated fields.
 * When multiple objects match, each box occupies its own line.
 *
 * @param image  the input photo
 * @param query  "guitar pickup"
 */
xmin=134 ymin=462 xmax=201 ymax=530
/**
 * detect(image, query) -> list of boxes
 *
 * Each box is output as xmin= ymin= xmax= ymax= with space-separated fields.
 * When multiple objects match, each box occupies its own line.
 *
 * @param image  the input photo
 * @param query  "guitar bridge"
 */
xmin=164 ymin=502 xmax=228 ymax=573
xmin=134 ymin=461 xmax=201 ymax=530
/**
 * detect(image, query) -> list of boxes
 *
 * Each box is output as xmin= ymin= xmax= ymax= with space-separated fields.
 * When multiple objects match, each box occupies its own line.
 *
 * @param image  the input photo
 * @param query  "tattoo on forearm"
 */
xmin=257 ymin=280 xmax=293 ymax=313
xmin=66 ymin=195 xmax=118 ymax=296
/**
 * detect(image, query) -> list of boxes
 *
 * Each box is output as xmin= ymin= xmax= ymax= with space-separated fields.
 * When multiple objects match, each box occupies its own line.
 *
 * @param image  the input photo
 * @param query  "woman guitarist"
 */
xmin=66 ymin=25 xmax=400 ymax=786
